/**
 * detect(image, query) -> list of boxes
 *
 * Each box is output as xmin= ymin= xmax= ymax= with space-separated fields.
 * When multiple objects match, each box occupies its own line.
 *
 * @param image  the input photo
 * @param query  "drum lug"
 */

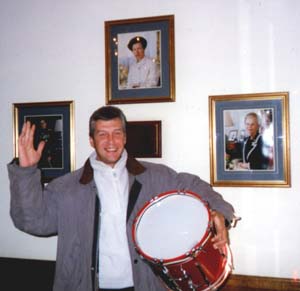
xmin=159 ymin=265 xmax=183 ymax=291
xmin=194 ymin=261 xmax=211 ymax=287
xmin=179 ymin=265 xmax=202 ymax=291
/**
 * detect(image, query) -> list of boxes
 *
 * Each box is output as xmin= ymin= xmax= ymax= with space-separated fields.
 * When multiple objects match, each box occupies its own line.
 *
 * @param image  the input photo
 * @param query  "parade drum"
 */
xmin=132 ymin=190 xmax=233 ymax=291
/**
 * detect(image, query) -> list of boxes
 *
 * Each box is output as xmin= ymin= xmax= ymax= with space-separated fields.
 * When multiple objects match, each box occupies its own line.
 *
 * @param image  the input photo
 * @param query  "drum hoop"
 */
xmin=162 ymin=231 xmax=213 ymax=266
xmin=199 ymin=244 xmax=233 ymax=291
xmin=132 ymin=189 xmax=212 ymax=264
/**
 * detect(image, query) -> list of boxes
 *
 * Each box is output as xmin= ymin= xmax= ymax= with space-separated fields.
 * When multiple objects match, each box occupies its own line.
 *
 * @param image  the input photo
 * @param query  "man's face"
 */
xmin=89 ymin=118 xmax=126 ymax=168
xmin=132 ymin=42 xmax=145 ymax=61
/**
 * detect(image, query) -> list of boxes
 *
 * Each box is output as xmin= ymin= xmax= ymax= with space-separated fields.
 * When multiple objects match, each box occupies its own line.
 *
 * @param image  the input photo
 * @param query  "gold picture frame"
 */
xmin=209 ymin=92 xmax=290 ymax=187
xmin=105 ymin=15 xmax=175 ymax=104
xmin=13 ymin=101 xmax=75 ymax=183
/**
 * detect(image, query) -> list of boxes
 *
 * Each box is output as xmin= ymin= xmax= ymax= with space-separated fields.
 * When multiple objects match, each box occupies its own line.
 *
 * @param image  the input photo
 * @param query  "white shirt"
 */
xmin=89 ymin=150 xmax=134 ymax=288
xmin=127 ymin=56 xmax=160 ymax=88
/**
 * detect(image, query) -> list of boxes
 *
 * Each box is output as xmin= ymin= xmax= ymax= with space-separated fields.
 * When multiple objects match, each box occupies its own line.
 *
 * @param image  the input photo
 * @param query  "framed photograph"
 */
xmin=126 ymin=121 xmax=161 ymax=158
xmin=209 ymin=92 xmax=290 ymax=187
xmin=105 ymin=15 xmax=175 ymax=104
xmin=13 ymin=101 xmax=75 ymax=183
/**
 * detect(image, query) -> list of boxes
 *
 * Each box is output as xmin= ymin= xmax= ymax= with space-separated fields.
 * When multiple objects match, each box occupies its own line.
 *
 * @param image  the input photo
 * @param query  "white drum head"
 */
xmin=135 ymin=192 xmax=209 ymax=260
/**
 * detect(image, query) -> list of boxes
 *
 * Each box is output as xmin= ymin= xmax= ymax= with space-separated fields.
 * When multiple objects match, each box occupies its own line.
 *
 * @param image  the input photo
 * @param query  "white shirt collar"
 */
xmin=89 ymin=149 xmax=128 ymax=174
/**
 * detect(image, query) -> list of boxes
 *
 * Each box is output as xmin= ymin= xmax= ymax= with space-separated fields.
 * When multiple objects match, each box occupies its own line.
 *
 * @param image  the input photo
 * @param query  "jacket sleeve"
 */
xmin=139 ymin=162 xmax=236 ymax=225
xmin=7 ymin=161 xmax=58 ymax=236
xmin=176 ymin=172 xmax=236 ymax=225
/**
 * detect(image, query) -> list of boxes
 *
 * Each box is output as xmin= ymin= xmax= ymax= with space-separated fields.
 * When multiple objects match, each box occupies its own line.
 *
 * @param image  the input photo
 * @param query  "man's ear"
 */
xmin=89 ymin=137 xmax=95 ymax=148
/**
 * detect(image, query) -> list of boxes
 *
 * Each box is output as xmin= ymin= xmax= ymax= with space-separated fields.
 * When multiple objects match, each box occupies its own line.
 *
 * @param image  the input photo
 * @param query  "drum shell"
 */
xmin=154 ymin=241 xmax=232 ymax=291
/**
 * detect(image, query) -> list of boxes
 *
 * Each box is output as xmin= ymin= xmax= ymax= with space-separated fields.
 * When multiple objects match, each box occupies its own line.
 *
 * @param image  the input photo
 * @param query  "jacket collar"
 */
xmin=79 ymin=155 xmax=146 ymax=185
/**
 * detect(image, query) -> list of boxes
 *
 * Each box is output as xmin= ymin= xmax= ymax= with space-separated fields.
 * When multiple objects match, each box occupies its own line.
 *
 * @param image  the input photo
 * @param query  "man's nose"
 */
xmin=107 ymin=134 xmax=115 ymax=143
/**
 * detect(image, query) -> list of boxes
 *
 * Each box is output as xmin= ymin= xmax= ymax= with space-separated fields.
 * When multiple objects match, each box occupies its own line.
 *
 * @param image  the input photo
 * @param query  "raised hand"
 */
xmin=18 ymin=121 xmax=45 ymax=167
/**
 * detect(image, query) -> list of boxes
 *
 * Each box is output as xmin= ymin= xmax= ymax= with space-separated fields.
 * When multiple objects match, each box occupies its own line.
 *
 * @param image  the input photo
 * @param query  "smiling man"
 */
xmin=8 ymin=105 xmax=236 ymax=291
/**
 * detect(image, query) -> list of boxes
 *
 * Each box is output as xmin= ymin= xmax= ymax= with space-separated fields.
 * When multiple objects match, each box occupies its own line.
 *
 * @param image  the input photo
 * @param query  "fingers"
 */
xmin=19 ymin=121 xmax=28 ymax=145
xmin=18 ymin=121 xmax=41 ymax=167
xmin=19 ymin=121 xmax=35 ymax=146
xmin=210 ymin=210 xmax=229 ymax=252
xmin=36 ymin=140 xmax=46 ymax=155
xmin=211 ymin=233 xmax=228 ymax=250
xmin=211 ymin=231 xmax=228 ymax=255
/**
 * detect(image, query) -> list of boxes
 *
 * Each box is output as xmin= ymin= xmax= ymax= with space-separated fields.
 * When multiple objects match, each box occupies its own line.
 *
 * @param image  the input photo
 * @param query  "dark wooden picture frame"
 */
xmin=126 ymin=121 xmax=161 ymax=158
xmin=105 ymin=15 xmax=175 ymax=104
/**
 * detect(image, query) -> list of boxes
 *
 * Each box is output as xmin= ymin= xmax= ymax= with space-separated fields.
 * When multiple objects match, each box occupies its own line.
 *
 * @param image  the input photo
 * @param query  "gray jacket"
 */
xmin=8 ymin=156 xmax=235 ymax=291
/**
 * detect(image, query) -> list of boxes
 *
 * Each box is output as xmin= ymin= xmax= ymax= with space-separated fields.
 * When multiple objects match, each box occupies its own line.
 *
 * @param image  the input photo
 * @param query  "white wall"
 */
xmin=1 ymin=0 xmax=300 ymax=280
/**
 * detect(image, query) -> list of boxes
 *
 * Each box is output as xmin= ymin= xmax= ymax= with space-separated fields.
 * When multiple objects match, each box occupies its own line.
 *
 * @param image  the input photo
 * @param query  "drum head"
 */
xmin=134 ymin=191 xmax=210 ymax=260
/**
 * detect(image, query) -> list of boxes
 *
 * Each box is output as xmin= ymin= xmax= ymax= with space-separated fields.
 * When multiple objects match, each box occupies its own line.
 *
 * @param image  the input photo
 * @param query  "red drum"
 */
xmin=132 ymin=190 xmax=233 ymax=291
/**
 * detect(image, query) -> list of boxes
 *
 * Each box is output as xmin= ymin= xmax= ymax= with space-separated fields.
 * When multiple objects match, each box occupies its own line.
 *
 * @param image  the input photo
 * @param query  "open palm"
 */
xmin=18 ymin=121 xmax=45 ymax=167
